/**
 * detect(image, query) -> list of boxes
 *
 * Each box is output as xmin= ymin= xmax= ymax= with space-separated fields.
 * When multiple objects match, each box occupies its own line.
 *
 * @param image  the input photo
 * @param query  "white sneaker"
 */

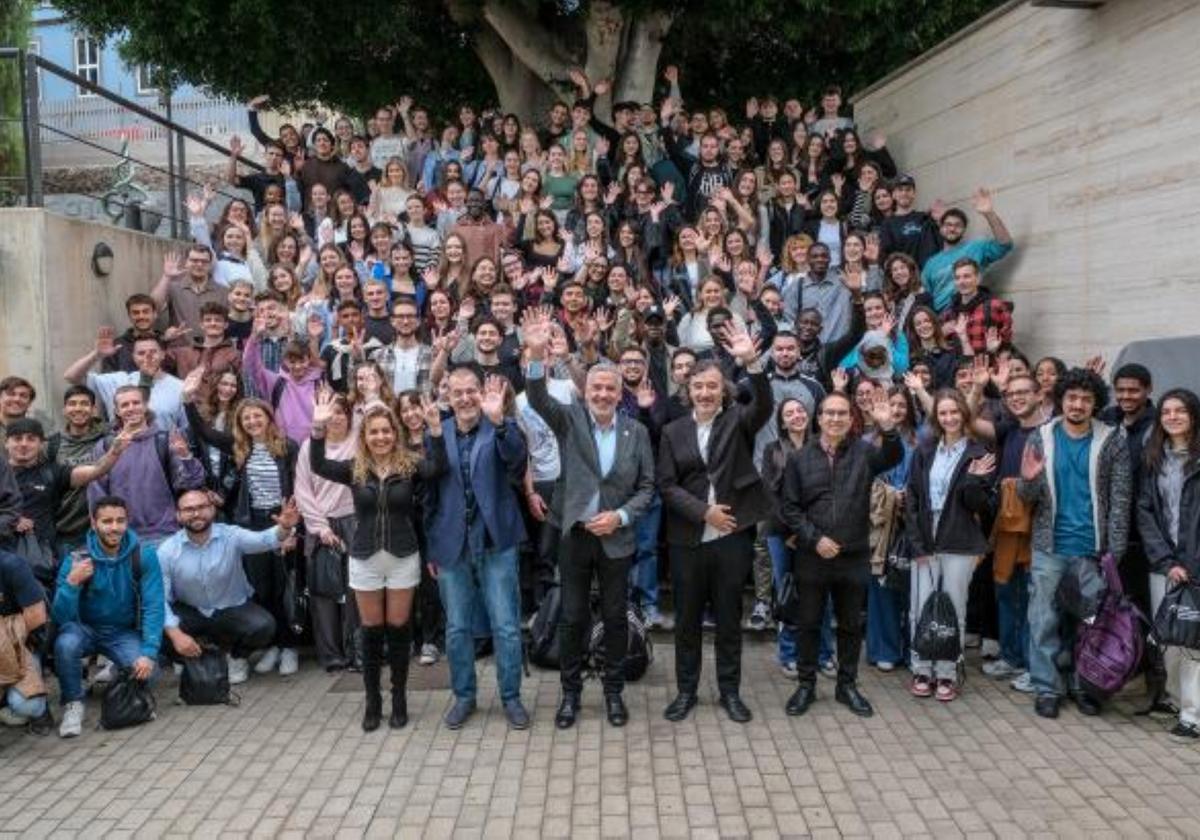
xmin=0 ymin=707 xmax=27 ymax=727
xmin=963 ymin=632 xmax=981 ymax=649
xmin=981 ymin=638 xmax=1001 ymax=659
xmin=228 ymin=656 xmax=250 ymax=685
xmin=749 ymin=600 xmax=771 ymax=631
xmin=1010 ymin=671 xmax=1035 ymax=694
xmin=644 ymin=607 xmax=664 ymax=629
xmin=253 ymin=646 xmax=280 ymax=674
xmin=278 ymin=648 xmax=299 ymax=676
xmin=59 ymin=701 xmax=84 ymax=738
xmin=779 ymin=661 xmax=799 ymax=679
xmin=819 ymin=659 xmax=838 ymax=679
xmin=983 ymin=659 xmax=1020 ymax=679
xmin=875 ymin=661 xmax=896 ymax=673
xmin=92 ymin=659 xmax=118 ymax=685
xmin=419 ymin=643 xmax=440 ymax=666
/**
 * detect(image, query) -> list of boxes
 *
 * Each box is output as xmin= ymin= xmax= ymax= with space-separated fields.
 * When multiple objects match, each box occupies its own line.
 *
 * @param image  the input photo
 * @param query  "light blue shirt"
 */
xmin=929 ymin=437 xmax=969 ymax=532
xmin=157 ymin=523 xmax=282 ymax=627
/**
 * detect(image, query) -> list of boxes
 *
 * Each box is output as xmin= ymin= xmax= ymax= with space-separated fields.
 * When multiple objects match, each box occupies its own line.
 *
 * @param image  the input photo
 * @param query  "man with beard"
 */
xmin=52 ymin=495 xmax=164 ymax=738
xmin=158 ymin=490 xmax=300 ymax=686
xmin=66 ymin=333 xmax=189 ymax=434
xmin=921 ymin=187 xmax=1013 ymax=313
xmin=371 ymin=297 xmax=433 ymax=395
xmin=47 ymin=386 xmax=110 ymax=551
xmin=100 ymin=294 xmax=163 ymax=374
xmin=433 ymin=316 xmax=524 ymax=393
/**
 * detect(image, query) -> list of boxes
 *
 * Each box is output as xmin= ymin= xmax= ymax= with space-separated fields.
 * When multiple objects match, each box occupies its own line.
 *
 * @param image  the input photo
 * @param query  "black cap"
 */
xmin=892 ymin=173 xmax=916 ymax=188
xmin=644 ymin=305 xmax=666 ymax=323
xmin=5 ymin=417 xmax=44 ymax=439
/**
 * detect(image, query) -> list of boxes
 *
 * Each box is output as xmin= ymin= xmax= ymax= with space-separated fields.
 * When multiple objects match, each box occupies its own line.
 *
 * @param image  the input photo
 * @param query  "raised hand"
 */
xmin=1020 ymin=444 xmax=1045 ymax=482
xmin=971 ymin=187 xmax=994 ymax=215
xmin=592 ymin=306 xmax=615 ymax=334
xmin=1084 ymin=354 xmax=1106 ymax=376
xmin=421 ymin=265 xmax=440 ymax=289
xmin=866 ymin=129 xmax=887 ymax=151
xmin=967 ymin=453 xmax=996 ymax=476
xmin=247 ymin=94 xmax=270 ymax=110
xmin=902 ymin=371 xmax=927 ymax=395
xmin=540 ymin=265 xmax=559 ymax=291
xmin=992 ymin=357 xmax=1011 ymax=390
xmin=420 ymin=394 xmax=442 ymax=430
xmin=830 ymin=366 xmax=849 ymax=393
xmin=109 ymin=427 xmax=135 ymax=457
xmin=348 ymin=240 xmax=365 ymax=262
xmin=662 ymin=65 xmax=679 ymax=84
xmin=604 ymin=183 xmax=621 ymax=206
xmin=458 ymin=296 xmax=477 ymax=322
xmin=636 ymin=378 xmax=656 ymax=409
xmin=716 ymin=319 xmax=757 ymax=365
xmin=593 ymin=78 xmax=611 ymax=97
xmin=649 ymin=200 xmax=667 ymax=222
xmin=985 ymin=326 xmax=1002 ymax=354
xmin=169 ymin=429 xmax=191 ymax=459
xmin=521 ymin=306 xmax=553 ymax=359
xmin=311 ymin=386 xmax=337 ymax=427
xmin=480 ymin=375 xmax=507 ymax=423
xmin=229 ymin=134 xmax=244 ymax=157
xmin=868 ymin=387 xmax=895 ymax=430
xmin=663 ymin=294 xmax=681 ymax=319
xmin=745 ymin=97 xmax=759 ymax=119
xmin=161 ymin=325 xmax=192 ymax=344
xmin=96 ymin=326 xmax=119 ymax=358
xmin=181 ymin=366 xmax=206 ymax=402
xmin=163 ymin=251 xmax=183 ymax=277
xmin=273 ymin=497 xmax=301 ymax=530
xmin=971 ymin=354 xmax=991 ymax=389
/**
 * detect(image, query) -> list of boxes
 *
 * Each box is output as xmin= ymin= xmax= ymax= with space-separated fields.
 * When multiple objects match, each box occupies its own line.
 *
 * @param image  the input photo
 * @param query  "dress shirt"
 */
xmin=929 ymin=436 xmax=969 ymax=532
xmin=157 ymin=523 xmax=282 ymax=627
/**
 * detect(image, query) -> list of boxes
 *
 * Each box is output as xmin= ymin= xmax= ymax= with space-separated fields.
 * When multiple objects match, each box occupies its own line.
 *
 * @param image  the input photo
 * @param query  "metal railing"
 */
xmin=0 ymin=47 xmax=263 ymax=238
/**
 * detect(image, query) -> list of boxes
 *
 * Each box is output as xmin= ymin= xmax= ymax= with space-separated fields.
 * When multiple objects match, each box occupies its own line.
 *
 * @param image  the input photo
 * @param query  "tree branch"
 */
xmin=583 ymin=0 xmax=626 ymax=116
xmin=614 ymin=9 xmax=674 ymax=104
xmin=478 ymin=0 xmax=576 ymax=88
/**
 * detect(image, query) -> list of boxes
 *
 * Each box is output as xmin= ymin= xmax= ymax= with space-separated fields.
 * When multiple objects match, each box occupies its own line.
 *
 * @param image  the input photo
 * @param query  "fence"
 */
xmin=0 ymin=47 xmax=261 ymax=237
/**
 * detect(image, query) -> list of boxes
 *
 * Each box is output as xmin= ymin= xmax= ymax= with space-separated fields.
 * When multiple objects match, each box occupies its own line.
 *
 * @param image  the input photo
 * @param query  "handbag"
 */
xmin=305 ymin=540 xmax=348 ymax=600
xmin=100 ymin=670 xmax=156 ymax=730
xmin=773 ymin=571 xmax=802 ymax=627
xmin=1153 ymin=581 xmax=1200 ymax=650
xmin=912 ymin=565 xmax=961 ymax=664
xmin=180 ymin=646 xmax=237 ymax=706
xmin=282 ymin=563 xmax=310 ymax=637
xmin=882 ymin=528 xmax=914 ymax=592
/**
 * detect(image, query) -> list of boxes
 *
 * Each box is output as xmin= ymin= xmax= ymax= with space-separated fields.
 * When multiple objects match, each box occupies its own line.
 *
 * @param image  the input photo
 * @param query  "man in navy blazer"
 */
xmin=426 ymin=365 xmax=530 ymax=731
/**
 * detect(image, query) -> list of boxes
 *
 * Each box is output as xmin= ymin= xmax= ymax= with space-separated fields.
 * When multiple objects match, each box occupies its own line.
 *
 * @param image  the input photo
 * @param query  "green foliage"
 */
xmin=0 ymin=0 xmax=33 ymax=203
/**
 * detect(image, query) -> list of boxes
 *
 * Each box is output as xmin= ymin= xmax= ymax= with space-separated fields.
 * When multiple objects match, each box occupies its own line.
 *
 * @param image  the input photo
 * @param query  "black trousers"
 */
xmin=672 ymin=529 xmax=754 ymax=696
xmin=533 ymin=480 xmax=561 ymax=603
xmin=170 ymin=601 xmax=276 ymax=658
xmin=559 ymin=525 xmax=630 ymax=696
xmin=794 ymin=554 xmax=869 ymax=688
xmin=243 ymin=508 xmax=301 ymax=647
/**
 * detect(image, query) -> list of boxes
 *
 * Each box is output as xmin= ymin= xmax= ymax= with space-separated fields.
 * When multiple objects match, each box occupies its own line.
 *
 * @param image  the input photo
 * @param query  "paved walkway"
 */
xmin=2 ymin=638 xmax=1198 ymax=839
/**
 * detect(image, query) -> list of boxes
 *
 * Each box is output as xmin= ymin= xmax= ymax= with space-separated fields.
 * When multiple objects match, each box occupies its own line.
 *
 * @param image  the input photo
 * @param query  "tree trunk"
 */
xmin=614 ymin=9 xmax=673 ymax=105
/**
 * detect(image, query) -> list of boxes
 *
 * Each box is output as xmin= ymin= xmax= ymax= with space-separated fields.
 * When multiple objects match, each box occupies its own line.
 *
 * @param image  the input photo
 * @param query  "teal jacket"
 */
xmin=52 ymin=530 xmax=164 ymax=658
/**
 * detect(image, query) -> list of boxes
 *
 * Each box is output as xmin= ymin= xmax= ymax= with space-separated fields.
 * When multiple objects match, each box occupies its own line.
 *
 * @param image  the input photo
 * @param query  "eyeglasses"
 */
xmin=620 ymin=359 xmax=645 ymax=366
xmin=178 ymin=503 xmax=213 ymax=515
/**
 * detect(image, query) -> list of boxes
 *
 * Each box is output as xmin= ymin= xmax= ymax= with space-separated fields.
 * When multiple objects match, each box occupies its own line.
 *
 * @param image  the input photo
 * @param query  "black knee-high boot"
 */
xmin=385 ymin=624 xmax=411 ymax=729
xmin=360 ymin=625 xmax=385 ymax=732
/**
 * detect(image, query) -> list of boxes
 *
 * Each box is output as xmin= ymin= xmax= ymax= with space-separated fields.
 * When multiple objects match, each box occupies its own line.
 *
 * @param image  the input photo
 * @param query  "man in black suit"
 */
xmin=658 ymin=320 xmax=774 ymax=723
xmin=522 ymin=307 xmax=656 ymax=729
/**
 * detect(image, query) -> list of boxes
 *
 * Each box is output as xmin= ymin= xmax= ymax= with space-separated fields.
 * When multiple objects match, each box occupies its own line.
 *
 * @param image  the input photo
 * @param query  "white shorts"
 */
xmin=349 ymin=550 xmax=421 ymax=591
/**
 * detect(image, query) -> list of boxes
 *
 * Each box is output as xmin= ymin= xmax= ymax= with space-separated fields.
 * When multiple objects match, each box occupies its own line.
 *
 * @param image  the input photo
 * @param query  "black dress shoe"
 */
xmin=719 ymin=693 xmax=753 ymax=723
xmin=785 ymin=685 xmax=816 ymax=717
xmin=834 ymin=684 xmax=874 ymax=718
xmin=663 ymin=693 xmax=697 ymax=722
xmin=605 ymin=693 xmax=628 ymax=727
xmin=1075 ymin=692 xmax=1101 ymax=716
xmin=1034 ymin=694 xmax=1061 ymax=719
xmin=555 ymin=694 xmax=581 ymax=729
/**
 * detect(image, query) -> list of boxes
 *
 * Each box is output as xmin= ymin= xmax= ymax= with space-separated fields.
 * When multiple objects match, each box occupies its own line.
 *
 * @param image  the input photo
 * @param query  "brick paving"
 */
xmin=2 ymin=637 xmax=1199 ymax=839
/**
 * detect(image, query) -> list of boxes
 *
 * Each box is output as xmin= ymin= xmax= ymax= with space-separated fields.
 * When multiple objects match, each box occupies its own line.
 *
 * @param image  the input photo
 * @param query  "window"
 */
xmin=135 ymin=64 xmax=157 ymax=96
xmin=73 ymin=35 xmax=100 ymax=97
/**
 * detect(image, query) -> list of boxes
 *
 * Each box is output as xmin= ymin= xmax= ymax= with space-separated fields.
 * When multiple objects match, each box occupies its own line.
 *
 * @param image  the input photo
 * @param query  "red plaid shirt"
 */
xmin=942 ymin=291 xmax=1013 ymax=354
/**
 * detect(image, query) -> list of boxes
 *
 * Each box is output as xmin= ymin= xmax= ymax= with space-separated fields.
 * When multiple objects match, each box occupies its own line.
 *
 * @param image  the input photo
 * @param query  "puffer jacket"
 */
xmin=1136 ymin=453 xmax=1200 ymax=577
xmin=1016 ymin=418 xmax=1132 ymax=559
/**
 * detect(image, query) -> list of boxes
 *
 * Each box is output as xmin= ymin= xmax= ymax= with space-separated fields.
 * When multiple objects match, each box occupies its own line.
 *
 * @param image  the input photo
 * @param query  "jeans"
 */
xmin=909 ymin=554 xmax=976 ymax=680
xmin=996 ymin=565 xmax=1030 ymax=669
xmin=766 ymin=534 xmax=797 ymax=665
xmin=54 ymin=622 xmax=149 ymax=704
xmin=437 ymin=546 xmax=523 ymax=703
xmin=866 ymin=576 xmax=908 ymax=667
xmin=1028 ymin=549 xmax=1077 ymax=697
xmin=629 ymin=492 xmax=662 ymax=611
xmin=5 ymin=685 xmax=47 ymax=719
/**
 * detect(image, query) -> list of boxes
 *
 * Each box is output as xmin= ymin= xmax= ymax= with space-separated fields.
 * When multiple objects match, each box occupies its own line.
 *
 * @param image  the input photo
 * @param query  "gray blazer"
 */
xmin=527 ymin=371 xmax=655 ymax=559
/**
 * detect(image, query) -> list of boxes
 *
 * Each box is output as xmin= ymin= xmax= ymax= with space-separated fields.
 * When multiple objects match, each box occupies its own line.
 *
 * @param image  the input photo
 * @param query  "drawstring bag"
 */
xmin=1153 ymin=581 xmax=1200 ymax=650
xmin=99 ymin=670 xmax=156 ymax=730
xmin=913 ymin=565 xmax=961 ymax=664
xmin=180 ymin=647 xmax=238 ymax=706
xmin=773 ymin=572 xmax=802 ymax=626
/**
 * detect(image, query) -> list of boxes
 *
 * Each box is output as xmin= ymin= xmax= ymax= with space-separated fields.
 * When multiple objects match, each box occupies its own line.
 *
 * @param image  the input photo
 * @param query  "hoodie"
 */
xmin=52 ymin=529 xmax=164 ymax=658
xmin=839 ymin=329 xmax=909 ymax=381
xmin=50 ymin=419 xmax=109 ymax=541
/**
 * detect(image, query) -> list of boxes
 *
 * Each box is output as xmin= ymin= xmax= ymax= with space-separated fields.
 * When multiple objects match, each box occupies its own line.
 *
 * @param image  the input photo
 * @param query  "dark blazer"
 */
xmin=1137 ymin=455 xmax=1200 ymax=577
xmin=527 ymin=372 xmax=656 ymax=558
xmin=658 ymin=369 xmax=774 ymax=547
xmin=425 ymin=416 xmax=528 ymax=568
xmin=904 ymin=438 xmax=995 ymax=559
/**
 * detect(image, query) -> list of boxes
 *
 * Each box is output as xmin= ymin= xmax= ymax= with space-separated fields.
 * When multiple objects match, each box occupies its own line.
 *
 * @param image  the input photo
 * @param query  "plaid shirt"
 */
xmin=371 ymin=342 xmax=433 ymax=395
xmin=942 ymin=290 xmax=1013 ymax=354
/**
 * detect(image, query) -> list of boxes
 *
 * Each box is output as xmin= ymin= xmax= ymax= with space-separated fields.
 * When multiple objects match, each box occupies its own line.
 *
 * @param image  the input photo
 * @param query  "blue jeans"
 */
xmin=629 ymin=492 xmax=662 ymax=611
xmin=1028 ymin=550 xmax=1076 ymax=697
xmin=437 ymin=546 xmax=523 ymax=703
xmin=996 ymin=565 xmax=1030 ymax=670
xmin=53 ymin=622 xmax=150 ymax=704
xmin=5 ymin=652 xmax=47 ymax=720
xmin=866 ymin=576 xmax=908 ymax=666
xmin=766 ymin=535 xmax=797 ymax=665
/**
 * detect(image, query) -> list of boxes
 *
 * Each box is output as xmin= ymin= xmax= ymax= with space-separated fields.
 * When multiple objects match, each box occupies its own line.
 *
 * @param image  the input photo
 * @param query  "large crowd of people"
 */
xmin=2 ymin=69 xmax=1198 ymax=744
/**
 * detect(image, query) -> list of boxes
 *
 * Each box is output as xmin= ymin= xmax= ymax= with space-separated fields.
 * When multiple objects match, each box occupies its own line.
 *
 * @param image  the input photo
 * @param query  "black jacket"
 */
xmin=904 ymin=438 xmax=995 ymax=558
xmin=658 ymin=370 xmax=774 ymax=546
xmin=780 ymin=430 xmax=903 ymax=559
xmin=310 ymin=435 xmax=448 ymax=559
xmin=1137 ymin=455 xmax=1200 ymax=577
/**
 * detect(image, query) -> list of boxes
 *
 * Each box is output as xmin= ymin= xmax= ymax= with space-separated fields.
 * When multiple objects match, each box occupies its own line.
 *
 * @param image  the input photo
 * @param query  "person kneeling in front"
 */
xmin=52 ymin=495 xmax=165 ymax=738
xmin=158 ymin=490 xmax=300 ymax=684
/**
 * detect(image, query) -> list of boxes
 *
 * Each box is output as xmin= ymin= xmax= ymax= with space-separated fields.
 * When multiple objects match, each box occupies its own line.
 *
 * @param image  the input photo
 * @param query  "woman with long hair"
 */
xmin=564 ymin=174 xmax=604 ymax=241
xmin=676 ymin=276 xmax=746 ymax=354
xmin=309 ymin=389 xmax=448 ymax=731
xmin=906 ymin=305 xmax=956 ymax=389
xmin=755 ymin=138 xmax=796 ymax=205
xmin=461 ymin=257 xmax=502 ymax=308
xmin=793 ymin=132 xmax=828 ymax=201
xmin=519 ymin=210 xmax=565 ymax=270
xmin=424 ymin=288 xmax=457 ymax=339
xmin=367 ymin=157 xmax=412 ymax=225
xmin=904 ymin=388 xmax=996 ymax=702
xmin=666 ymin=225 xmax=710 ymax=311
xmin=347 ymin=361 xmax=395 ymax=426
xmin=1034 ymin=356 xmax=1066 ymax=420
xmin=1137 ymin=388 xmax=1200 ymax=739
xmin=181 ymin=369 xmax=304 ymax=676
xmin=430 ymin=232 xmax=469 ymax=297
xmin=883 ymin=252 xmax=931 ymax=333
xmin=196 ymin=369 xmax=244 ymax=514
xmin=543 ymin=145 xmax=580 ymax=217
xmin=294 ymin=393 xmax=362 ymax=672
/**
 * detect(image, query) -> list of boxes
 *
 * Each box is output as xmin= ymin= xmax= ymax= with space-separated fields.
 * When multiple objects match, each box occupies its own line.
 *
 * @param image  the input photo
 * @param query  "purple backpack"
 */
xmin=1074 ymin=553 xmax=1146 ymax=699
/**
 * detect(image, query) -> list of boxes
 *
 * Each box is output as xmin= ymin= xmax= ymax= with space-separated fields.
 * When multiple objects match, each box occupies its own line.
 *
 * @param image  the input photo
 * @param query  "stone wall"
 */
xmin=851 ymin=0 xmax=1200 ymax=362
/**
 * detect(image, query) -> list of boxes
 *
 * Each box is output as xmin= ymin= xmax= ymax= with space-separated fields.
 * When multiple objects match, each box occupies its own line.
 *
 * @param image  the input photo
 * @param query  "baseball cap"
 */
xmin=5 ymin=417 xmax=45 ymax=439
xmin=644 ymin=305 xmax=666 ymax=323
xmin=892 ymin=173 xmax=916 ymax=188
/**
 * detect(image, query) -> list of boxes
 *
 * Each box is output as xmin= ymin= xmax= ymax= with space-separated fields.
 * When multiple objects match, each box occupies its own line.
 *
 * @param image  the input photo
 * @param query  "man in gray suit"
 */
xmin=523 ymin=307 xmax=655 ymax=729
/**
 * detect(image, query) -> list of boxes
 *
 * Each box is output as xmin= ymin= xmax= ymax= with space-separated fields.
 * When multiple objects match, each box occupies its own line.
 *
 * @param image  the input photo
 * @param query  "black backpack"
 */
xmin=100 ymin=669 xmax=156 ymax=729
xmin=528 ymin=584 xmax=563 ymax=670
xmin=588 ymin=603 xmax=653 ymax=682
xmin=912 ymin=566 xmax=962 ymax=665
xmin=180 ymin=646 xmax=236 ymax=706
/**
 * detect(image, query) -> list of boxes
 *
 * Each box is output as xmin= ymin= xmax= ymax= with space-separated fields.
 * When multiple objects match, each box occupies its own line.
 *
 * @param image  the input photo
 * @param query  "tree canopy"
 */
xmin=52 ymin=0 xmax=1004 ymax=121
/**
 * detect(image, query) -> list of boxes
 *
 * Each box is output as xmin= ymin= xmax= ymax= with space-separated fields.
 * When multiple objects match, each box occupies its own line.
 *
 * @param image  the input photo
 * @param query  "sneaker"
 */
xmin=702 ymin=611 xmax=716 ymax=631
xmin=59 ymin=701 xmax=84 ymax=739
xmin=980 ymin=638 xmax=1001 ymax=659
xmin=982 ymin=659 xmax=1020 ymax=679
xmin=228 ymin=656 xmax=250 ymax=685
xmin=0 ymin=707 xmax=27 ymax=727
xmin=779 ymin=661 xmax=799 ymax=679
xmin=1169 ymin=721 xmax=1200 ymax=741
xmin=644 ymin=606 xmax=664 ymax=629
xmin=254 ymin=646 xmax=280 ymax=674
xmin=819 ymin=659 xmax=838 ymax=679
xmin=92 ymin=659 xmax=118 ymax=685
xmin=963 ymin=632 xmax=981 ymax=649
xmin=749 ymin=600 xmax=770 ymax=631
xmin=419 ymin=643 xmax=440 ymax=666
xmin=279 ymin=648 xmax=299 ymax=676
xmin=875 ymin=661 xmax=896 ymax=673
xmin=1010 ymin=671 xmax=1035 ymax=694
xmin=935 ymin=680 xmax=959 ymax=702
xmin=910 ymin=676 xmax=933 ymax=698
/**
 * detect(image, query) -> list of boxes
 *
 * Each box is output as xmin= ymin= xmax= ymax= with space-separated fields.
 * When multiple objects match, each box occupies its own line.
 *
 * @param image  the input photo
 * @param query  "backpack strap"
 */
xmin=153 ymin=431 xmax=172 ymax=477
xmin=271 ymin=377 xmax=287 ymax=410
xmin=46 ymin=432 xmax=62 ymax=464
